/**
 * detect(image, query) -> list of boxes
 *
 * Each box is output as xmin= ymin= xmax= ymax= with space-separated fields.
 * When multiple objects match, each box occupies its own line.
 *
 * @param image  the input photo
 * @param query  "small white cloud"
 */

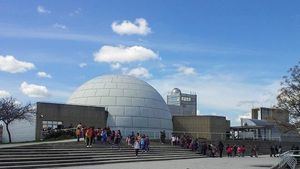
xmin=94 ymin=45 xmax=158 ymax=63
xmin=79 ymin=62 xmax=87 ymax=68
xmin=37 ymin=5 xmax=51 ymax=14
xmin=125 ymin=67 xmax=152 ymax=79
xmin=0 ymin=90 xmax=10 ymax=98
xmin=53 ymin=23 xmax=67 ymax=30
xmin=20 ymin=81 xmax=49 ymax=98
xmin=0 ymin=55 xmax=35 ymax=73
xmin=112 ymin=18 xmax=151 ymax=35
xmin=37 ymin=71 xmax=52 ymax=78
xmin=69 ymin=8 xmax=82 ymax=16
xmin=177 ymin=66 xmax=197 ymax=75
xmin=110 ymin=63 xmax=121 ymax=70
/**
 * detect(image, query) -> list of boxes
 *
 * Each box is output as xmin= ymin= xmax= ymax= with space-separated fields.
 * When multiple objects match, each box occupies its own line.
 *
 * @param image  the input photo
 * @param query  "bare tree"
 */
xmin=277 ymin=61 xmax=300 ymax=124
xmin=0 ymin=97 xmax=35 ymax=143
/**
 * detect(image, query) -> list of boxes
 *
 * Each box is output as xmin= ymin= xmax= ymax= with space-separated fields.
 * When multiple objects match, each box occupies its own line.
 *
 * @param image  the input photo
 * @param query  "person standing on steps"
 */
xmin=134 ymin=138 xmax=140 ymax=157
xmin=85 ymin=127 xmax=94 ymax=148
xmin=75 ymin=127 xmax=81 ymax=142
xmin=160 ymin=130 xmax=166 ymax=144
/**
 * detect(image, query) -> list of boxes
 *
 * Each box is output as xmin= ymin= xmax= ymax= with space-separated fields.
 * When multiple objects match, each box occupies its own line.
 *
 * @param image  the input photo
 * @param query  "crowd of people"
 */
xmin=125 ymin=132 xmax=151 ymax=157
xmin=73 ymin=124 xmax=296 ymax=158
xmin=75 ymin=123 xmax=122 ymax=148
xmin=75 ymin=123 xmax=151 ymax=157
xmin=170 ymin=134 xmax=259 ymax=158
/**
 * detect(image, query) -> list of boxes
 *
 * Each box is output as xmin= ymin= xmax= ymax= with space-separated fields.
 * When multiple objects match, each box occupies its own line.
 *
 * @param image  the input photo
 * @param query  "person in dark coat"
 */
xmin=218 ymin=141 xmax=224 ymax=158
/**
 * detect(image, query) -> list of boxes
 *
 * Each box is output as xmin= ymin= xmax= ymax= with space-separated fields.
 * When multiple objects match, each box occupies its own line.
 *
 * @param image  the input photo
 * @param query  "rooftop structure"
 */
xmin=167 ymin=88 xmax=197 ymax=116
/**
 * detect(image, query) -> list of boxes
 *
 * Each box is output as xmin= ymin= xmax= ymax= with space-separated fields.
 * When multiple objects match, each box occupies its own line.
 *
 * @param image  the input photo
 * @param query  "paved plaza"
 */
xmin=55 ymin=155 xmax=280 ymax=169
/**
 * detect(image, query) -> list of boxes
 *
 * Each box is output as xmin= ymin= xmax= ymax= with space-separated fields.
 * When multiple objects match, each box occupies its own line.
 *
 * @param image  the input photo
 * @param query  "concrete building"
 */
xmin=167 ymin=88 xmax=197 ymax=116
xmin=172 ymin=115 xmax=230 ymax=140
xmin=251 ymin=107 xmax=289 ymax=122
xmin=232 ymin=107 xmax=299 ymax=142
xmin=36 ymin=102 xmax=108 ymax=140
xmin=67 ymin=75 xmax=173 ymax=138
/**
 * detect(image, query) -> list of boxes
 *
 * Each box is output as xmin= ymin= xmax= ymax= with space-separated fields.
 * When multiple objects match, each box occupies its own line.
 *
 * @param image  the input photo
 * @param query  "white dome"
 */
xmin=67 ymin=75 xmax=173 ymax=137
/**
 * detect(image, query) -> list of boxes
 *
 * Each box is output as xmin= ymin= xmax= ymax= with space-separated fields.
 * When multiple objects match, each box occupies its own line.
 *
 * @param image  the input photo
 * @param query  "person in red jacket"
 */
xmin=226 ymin=144 xmax=233 ymax=157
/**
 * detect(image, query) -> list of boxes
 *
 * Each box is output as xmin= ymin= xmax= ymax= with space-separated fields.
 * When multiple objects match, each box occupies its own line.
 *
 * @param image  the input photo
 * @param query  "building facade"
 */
xmin=172 ymin=115 xmax=230 ymax=140
xmin=251 ymin=107 xmax=289 ymax=122
xmin=167 ymin=88 xmax=197 ymax=116
xmin=36 ymin=102 xmax=108 ymax=140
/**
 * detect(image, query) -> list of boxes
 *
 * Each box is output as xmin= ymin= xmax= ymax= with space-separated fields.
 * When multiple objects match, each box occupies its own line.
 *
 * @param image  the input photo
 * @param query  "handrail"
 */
xmin=276 ymin=150 xmax=299 ymax=169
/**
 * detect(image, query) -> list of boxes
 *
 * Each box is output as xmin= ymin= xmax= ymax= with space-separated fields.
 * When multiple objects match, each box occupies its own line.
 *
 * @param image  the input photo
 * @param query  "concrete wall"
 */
xmin=172 ymin=115 xmax=230 ymax=140
xmin=36 ymin=102 xmax=107 ymax=140
xmin=1 ymin=117 xmax=36 ymax=143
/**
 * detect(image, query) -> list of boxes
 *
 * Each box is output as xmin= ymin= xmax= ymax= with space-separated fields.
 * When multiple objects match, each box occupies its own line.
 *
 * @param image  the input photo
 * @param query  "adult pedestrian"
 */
xmin=218 ymin=141 xmax=224 ymax=158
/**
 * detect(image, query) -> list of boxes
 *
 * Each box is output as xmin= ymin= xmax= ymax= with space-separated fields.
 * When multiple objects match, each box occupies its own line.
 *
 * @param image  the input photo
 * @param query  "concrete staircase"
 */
xmin=0 ymin=141 xmax=203 ymax=169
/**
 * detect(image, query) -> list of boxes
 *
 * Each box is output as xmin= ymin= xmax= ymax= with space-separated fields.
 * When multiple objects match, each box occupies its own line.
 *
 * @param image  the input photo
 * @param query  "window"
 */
xmin=181 ymin=97 xmax=191 ymax=102
xmin=42 ymin=121 xmax=63 ymax=130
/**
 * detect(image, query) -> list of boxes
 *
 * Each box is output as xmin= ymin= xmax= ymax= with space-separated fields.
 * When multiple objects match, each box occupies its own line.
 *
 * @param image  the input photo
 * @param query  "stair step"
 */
xmin=0 ymin=155 xmax=203 ymax=169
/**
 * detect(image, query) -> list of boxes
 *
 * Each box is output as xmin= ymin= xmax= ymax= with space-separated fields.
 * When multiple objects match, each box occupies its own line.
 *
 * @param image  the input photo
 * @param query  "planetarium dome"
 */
xmin=67 ymin=75 xmax=173 ymax=137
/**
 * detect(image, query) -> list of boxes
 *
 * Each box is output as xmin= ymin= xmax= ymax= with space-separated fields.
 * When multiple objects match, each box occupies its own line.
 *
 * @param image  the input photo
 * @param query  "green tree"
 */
xmin=0 ymin=97 xmax=35 ymax=143
xmin=277 ymin=62 xmax=300 ymax=123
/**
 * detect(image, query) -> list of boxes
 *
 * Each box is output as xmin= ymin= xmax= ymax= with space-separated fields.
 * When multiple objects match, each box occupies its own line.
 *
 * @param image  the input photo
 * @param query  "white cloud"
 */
xmin=37 ymin=71 xmax=52 ymax=78
xmin=177 ymin=65 xmax=197 ymax=75
xmin=94 ymin=45 xmax=158 ymax=63
xmin=53 ymin=23 xmax=67 ymax=30
xmin=37 ymin=5 xmax=51 ymax=14
xmin=69 ymin=8 xmax=82 ymax=16
xmin=0 ymin=90 xmax=10 ymax=98
xmin=112 ymin=18 xmax=151 ymax=35
xmin=125 ymin=67 xmax=152 ymax=79
xmin=20 ymin=82 xmax=49 ymax=98
xmin=0 ymin=55 xmax=35 ymax=73
xmin=79 ymin=62 xmax=87 ymax=68
xmin=110 ymin=63 xmax=121 ymax=70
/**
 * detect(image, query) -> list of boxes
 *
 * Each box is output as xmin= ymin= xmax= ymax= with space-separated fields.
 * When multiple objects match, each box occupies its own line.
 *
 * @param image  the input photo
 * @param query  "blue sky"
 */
xmin=0 ymin=0 xmax=299 ymax=125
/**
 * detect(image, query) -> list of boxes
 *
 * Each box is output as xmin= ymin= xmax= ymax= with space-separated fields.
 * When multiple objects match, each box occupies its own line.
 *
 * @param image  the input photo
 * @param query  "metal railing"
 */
xmin=276 ymin=150 xmax=299 ymax=169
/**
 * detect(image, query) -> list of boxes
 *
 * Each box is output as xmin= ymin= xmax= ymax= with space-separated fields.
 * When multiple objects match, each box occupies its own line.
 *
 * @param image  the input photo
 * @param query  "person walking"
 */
xmin=226 ymin=144 xmax=233 ymax=157
xmin=160 ymin=130 xmax=166 ymax=144
xmin=218 ymin=141 xmax=224 ymax=158
xmin=270 ymin=145 xmax=275 ymax=157
xmin=134 ymin=138 xmax=140 ymax=157
xmin=251 ymin=145 xmax=258 ymax=157
xmin=171 ymin=135 xmax=176 ymax=146
xmin=233 ymin=144 xmax=237 ymax=157
xmin=145 ymin=135 xmax=150 ymax=152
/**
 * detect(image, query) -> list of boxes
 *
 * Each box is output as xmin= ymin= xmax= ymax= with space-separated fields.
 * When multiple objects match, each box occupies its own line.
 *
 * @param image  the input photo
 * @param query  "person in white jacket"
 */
xmin=134 ymin=138 xmax=140 ymax=157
